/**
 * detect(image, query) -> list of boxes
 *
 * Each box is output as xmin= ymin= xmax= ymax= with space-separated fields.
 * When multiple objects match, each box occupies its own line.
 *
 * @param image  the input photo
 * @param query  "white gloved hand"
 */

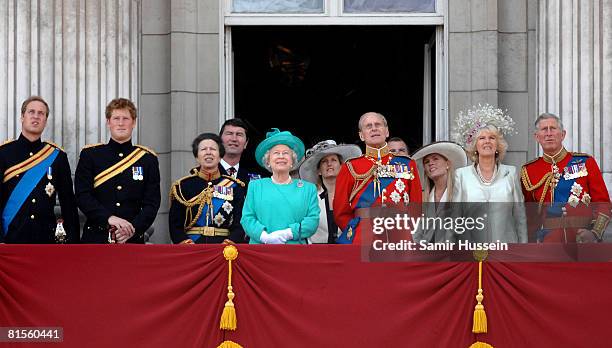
xmin=272 ymin=228 xmax=293 ymax=241
xmin=259 ymin=230 xmax=287 ymax=244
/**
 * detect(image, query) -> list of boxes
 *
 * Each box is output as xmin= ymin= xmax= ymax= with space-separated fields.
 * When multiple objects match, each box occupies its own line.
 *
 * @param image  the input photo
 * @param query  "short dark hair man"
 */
xmin=0 ymin=96 xmax=79 ymax=243
xmin=219 ymin=118 xmax=264 ymax=185
xmin=388 ymin=136 xmax=410 ymax=156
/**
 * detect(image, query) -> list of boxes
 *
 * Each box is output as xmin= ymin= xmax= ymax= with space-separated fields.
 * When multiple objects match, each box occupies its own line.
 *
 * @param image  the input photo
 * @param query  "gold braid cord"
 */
xmin=169 ymin=179 xmax=214 ymax=229
xmin=347 ymin=161 xmax=377 ymax=202
xmin=469 ymin=252 xmax=493 ymax=347
xmin=217 ymin=246 xmax=242 ymax=348
xmin=521 ymin=166 xmax=552 ymax=209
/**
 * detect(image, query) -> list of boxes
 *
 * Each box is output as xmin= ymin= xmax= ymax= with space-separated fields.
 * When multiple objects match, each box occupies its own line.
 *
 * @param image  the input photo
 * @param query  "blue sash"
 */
xmin=189 ymin=191 xmax=229 ymax=242
xmin=338 ymin=157 xmax=414 ymax=243
xmin=537 ymin=155 xmax=586 ymax=241
xmin=2 ymin=148 xmax=59 ymax=235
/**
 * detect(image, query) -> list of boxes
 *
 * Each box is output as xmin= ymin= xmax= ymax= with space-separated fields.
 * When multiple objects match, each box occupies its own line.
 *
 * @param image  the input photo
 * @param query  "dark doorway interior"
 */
xmin=232 ymin=25 xmax=436 ymax=158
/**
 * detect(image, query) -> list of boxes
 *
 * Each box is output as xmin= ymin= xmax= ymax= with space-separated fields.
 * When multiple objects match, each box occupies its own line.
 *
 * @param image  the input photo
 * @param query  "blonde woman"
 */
xmin=452 ymin=105 xmax=527 ymax=243
xmin=411 ymin=141 xmax=467 ymax=243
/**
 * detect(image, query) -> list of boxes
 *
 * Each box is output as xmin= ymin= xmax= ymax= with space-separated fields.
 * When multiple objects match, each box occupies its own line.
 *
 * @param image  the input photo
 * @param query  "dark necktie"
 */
xmin=228 ymin=167 xmax=237 ymax=177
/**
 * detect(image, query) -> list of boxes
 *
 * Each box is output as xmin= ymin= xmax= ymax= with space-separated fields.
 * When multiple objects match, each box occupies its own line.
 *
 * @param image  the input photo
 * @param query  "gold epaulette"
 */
xmin=344 ymin=154 xmax=364 ymax=164
xmin=1 ymin=139 xmax=14 ymax=147
xmin=82 ymin=143 xmax=104 ymax=149
xmin=522 ymin=156 xmax=540 ymax=167
xmin=169 ymin=173 xmax=198 ymax=201
xmin=222 ymin=174 xmax=246 ymax=187
xmin=136 ymin=144 xmax=157 ymax=157
xmin=45 ymin=141 xmax=65 ymax=152
xmin=572 ymin=152 xmax=591 ymax=157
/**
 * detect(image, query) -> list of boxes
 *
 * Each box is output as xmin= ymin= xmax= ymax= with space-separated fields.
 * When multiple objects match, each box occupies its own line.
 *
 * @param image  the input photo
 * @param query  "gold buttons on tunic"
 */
xmin=119 ymin=153 xmax=124 ymax=157
xmin=31 ymin=198 xmax=36 ymax=203
xmin=30 ymin=215 xmax=35 ymax=219
xmin=116 ymin=202 xmax=121 ymax=207
xmin=29 ymin=152 xmax=33 ymax=156
xmin=117 ymin=186 xmax=122 ymax=190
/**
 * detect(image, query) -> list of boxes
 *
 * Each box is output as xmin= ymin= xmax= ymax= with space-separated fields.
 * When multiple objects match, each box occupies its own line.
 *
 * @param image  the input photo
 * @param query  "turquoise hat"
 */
xmin=255 ymin=128 xmax=305 ymax=170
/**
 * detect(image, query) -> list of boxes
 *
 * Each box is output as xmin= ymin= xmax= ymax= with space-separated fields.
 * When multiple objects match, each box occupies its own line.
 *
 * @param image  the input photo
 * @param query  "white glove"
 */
xmin=272 ymin=228 xmax=293 ymax=241
xmin=259 ymin=231 xmax=287 ymax=244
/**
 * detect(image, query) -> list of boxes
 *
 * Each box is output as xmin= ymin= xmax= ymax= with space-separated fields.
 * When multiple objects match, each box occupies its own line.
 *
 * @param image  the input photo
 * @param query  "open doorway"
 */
xmin=231 ymin=25 xmax=436 ymax=156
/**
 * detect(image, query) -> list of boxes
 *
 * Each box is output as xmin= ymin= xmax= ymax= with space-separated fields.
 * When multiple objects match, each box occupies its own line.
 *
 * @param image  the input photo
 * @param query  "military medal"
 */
xmin=563 ymin=162 xmax=588 ymax=180
xmin=132 ymin=166 xmax=144 ymax=181
xmin=45 ymin=167 xmax=55 ymax=197
xmin=248 ymin=173 xmax=261 ymax=181
xmin=45 ymin=182 xmax=55 ymax=197
xmin=55 ymin=218 xmax=67 ymax=243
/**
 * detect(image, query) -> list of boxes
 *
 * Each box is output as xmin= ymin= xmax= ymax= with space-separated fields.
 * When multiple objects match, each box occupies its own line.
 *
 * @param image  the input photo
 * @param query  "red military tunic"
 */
xmin=333 ymin=144 xmax=422 ymax=244
xmin=521 ymin=148 xmax=611 ymax=242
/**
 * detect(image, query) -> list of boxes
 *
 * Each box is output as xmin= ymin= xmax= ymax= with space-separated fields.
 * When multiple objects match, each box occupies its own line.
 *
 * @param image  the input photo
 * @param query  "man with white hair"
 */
xmin=521 ymin=112 xmax=610 ymax=243
xmin=333 ymin=112 xmax=422 ymax=244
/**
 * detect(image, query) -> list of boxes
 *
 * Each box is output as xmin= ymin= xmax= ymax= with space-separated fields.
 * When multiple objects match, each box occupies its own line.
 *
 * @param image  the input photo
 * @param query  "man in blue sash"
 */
xmin=75 ymin=98 xmax=161 ymax=244
xmin=0 ymin=96 xmax=79 ymax=243
xmin=334 ymin=112 xmax=422 ymax=244
xmin=521 ymin=113 xmax=611 ymax=242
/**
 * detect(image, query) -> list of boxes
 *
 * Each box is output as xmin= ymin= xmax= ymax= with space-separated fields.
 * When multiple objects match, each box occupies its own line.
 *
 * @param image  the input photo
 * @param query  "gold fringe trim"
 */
xmin=472 ymin=261 xmax=488 ymax=334
xmin=217 ymin=340 xmax=243 ymax=348
xmin=220 ymin=245 xmax=238 ymax=331
xmin=469 ymin=341 xmax=494 ymax=348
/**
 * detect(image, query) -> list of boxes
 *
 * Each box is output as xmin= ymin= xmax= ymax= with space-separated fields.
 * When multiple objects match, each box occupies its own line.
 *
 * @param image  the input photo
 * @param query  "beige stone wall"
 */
xmin=537 ymin=0 xmax=612 ymax=198
xmin=0 ymin=0 xmax=139 ymax=170
xmin=141 ymin=0 xmax=221 ymax=243
xmin=447 ymin=0 xmax=536 ymax=169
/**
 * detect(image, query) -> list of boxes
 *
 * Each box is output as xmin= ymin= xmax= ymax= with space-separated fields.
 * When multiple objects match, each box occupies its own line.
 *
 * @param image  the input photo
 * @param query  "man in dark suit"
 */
xmin=219 ymin=118 xmax=266 ymax=186
xmin=74 ymin=98 xmax=161 ymax=244
xmin=0 ymin=96 xmax=79 ymax=243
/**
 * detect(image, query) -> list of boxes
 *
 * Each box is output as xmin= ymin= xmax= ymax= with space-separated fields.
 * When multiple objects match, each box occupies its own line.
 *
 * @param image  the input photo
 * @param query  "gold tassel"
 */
xmin=472 ymin=261 xmax=487 ymax=333
xmin=220 ymin=245 xmax=238 ymax=331
xmin=217 ymin=340 xmax=243 ymax=348
xmin=468 ymin=341 xmax=493 ymax=348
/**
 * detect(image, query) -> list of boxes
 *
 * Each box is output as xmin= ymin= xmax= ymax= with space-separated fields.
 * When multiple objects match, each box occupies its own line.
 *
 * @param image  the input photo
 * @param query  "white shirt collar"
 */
xmin=220 ymin=159 xmax=240 ymax=174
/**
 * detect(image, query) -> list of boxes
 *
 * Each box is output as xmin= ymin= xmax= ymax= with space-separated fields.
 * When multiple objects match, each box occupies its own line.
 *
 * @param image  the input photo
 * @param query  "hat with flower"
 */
xmin=452 ymin=103 xmax=517 ymax=148
xmin=298 ymin=140 xmax=362 ymax=184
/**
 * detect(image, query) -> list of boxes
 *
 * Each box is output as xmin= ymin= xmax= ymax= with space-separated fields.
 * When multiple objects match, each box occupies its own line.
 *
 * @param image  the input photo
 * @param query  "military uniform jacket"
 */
xmin=0 ymin=134 xmax=79 ymax=243
xmin=333 ymin=145 xmax=422 ymax=244
xmin=169 ymin=169 xmax=246 ymax=244
xmin=521 ymin=149 xmax=611 ymax=242
xmin=75 ymin=138 xmax=161 ymax=243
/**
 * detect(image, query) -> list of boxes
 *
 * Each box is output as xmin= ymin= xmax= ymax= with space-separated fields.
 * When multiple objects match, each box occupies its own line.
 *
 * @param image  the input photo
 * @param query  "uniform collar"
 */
xmin=18 ymin=133 xmax=43 ymax=151
xmin=193 ymin=167 xmax=221 ymax=181
xmin=108 ymin=138 xmax=133 ymax=152
xmin=542 ymin=147 xmax=568 ymax=164
xmin=365 ymin=143 xmax=389 ymax=160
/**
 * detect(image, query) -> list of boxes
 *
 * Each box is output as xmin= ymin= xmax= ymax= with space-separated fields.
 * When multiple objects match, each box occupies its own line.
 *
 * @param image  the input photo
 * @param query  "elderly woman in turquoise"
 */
xmin=241 ymin=128 xmax=320 ymax=244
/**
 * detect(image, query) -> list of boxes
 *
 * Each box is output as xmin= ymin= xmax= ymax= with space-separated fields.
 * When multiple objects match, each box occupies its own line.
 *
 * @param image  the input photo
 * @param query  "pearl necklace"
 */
xmin=271 ymin=176 xmax=292 ymax=185
xmin=476 ymin=164 xmax=497 ymax=186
